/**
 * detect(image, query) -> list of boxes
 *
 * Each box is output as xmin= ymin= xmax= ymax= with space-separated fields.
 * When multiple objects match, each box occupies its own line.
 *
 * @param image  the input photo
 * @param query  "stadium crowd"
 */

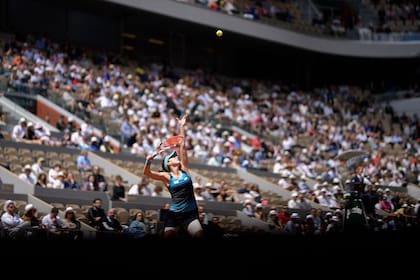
xmin=0 ymin=31 xmax=420 ymax=239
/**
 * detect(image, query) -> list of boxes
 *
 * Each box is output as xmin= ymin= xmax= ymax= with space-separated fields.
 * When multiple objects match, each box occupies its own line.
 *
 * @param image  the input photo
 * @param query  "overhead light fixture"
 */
xmin=122 ymin=33 xmax=136 ymax=39
xmin=123 ymin=45 xmax=135 ymax=51
xmin=148 ymin=38 xmax=165 ymax=45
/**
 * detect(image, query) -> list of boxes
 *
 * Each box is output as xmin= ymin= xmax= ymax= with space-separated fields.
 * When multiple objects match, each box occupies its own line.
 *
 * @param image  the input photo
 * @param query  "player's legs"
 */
xmin=163 ymin=226 xmax=177 ymax=238
xmin=186 ymin=219 xmax=203 ymax=238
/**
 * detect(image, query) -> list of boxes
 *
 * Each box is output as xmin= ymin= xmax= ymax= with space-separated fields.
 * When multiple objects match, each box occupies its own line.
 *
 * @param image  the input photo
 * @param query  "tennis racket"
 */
xmin=151 ymin=135 xmax=184 ymax=158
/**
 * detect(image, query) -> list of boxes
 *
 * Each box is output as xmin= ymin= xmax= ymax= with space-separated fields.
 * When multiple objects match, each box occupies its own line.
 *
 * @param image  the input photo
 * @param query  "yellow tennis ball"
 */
xmin=216 ymin=29 xmax=223 ymax=37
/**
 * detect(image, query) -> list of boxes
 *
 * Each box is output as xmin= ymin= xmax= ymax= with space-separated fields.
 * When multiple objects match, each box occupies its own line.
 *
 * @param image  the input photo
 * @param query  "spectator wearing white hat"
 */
xmin=22 ymin=122 xmax=38 ymax=144
xmin=287 ymin=192 xmax=299 ymax=209
xmin=11 ymin=117 xmax=27 ymax=142
xmin=267 ymin=210 xmax=282 ymax=233
xmin=254 ymin=203 xmax=265 ymax=220
xmin=277 ymin=171 xmax=291 ymax=189
xmin=242 ymin=199 xmax=255 ymax=217
xmin=326 ymin=192 xmax=340 ymax=209
xmin=18 ymin=164 xmax=36 ymax=185
xmin=34 ymin=122 xmax=51 ymax=143
xmin=99 ymin=135 xmax=114 ymax=154
xmin=1 ymin=200 xmax=23 ymax=230
xmin=284 ymin=212 xmax=303 ymax=235
xmin=317 ymin=188 xmax=331 ymax=208
xmin=193 ymin=183 xmax=205 ymax=201
xmin=326 ymin=215 xmax=342 ymax=234
xmin=51 ymin=171 xmax=66 ymax=189
xmin=89 ymin=136 xmax=100 ymax=152
xmin=20 ymin=204 xmax=43 ymax=239
xmin=200 ymin=182 xmax=216 ymax=201
xmin=272 ymin=156 xmax=286 ymax=174
xmin=1 ymin=200 xmax=28 ymax=239
xmin=312 ymin=175 xmax=323 ymax=191
xmin=61 ymin=207 xmax=82 ymax=240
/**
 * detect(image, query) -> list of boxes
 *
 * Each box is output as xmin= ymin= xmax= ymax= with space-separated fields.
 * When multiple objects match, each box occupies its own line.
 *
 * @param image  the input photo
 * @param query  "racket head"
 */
xmin=161 ymin=135 xmax=184 ymax=149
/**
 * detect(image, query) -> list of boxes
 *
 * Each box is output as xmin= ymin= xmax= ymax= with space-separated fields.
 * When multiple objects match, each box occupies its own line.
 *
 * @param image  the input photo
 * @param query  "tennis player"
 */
xmin=143 ymin=113 xmax=203 ymax=238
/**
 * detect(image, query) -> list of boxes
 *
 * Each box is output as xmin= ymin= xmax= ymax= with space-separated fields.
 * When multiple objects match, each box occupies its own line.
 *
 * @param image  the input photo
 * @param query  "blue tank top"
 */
xmin=168 ymin=171 xmax=197 ymax=212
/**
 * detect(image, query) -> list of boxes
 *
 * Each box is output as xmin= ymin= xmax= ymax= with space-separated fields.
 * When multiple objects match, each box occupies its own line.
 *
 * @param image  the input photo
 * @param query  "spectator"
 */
xmin=34 ymin=172 xmax=49 ymax=188
xmin=111 ymin=175 xmax=127 ymax=202
xmin=284 ymin=212 xmax=303 ymax=235
xmin=267 ymin=210 xmax=283 ymax=233
xmin=128 ymin=177 xmax=153 ymax=196
xmin=99 ymin=208 xmax=124 ymax=239
xmin=55 ymin=115 xmax=66 ymax=131
xmin=61 ymin=207 xmax=82 ymax=240
xmin=11 ymin=117 xmax=27 ymax=142
xmin=64 ymin=171 xmax=81 ymax=190
xmin=151 ymin=185 xmax=165 ymax=197
xmin=242 ymin=199 xmax=255 ymax=217
xmin=1 ymin=200 xmax=23 ymax=238
xmin=89 ymin=136 xmax=100 ymax=152
xmin=31 ymin=157 xmax=46 ymax=177
xmin=127 ymin=211 xmax=149 ymax=239
xmin=82 ymin=174 xmax=96 ymax=191
xmin=19 ymin=164 xmax=36 ymax=185
xmin=99 ymin=135 xmax=114 ymax=154
xmin=21 ymin=204 xmax=44 ymax=239
xmin=41 ymin=207 xmax=63 ymax=238
xmin=254 ymin=203 xmax=265 ymax=220
xmin=48 ymin=163 xmax=63 ymax=186
xmin=202 ymin=216 xmax=224 ymax=239
xmin=86 ymin=198 xmax=106 ymax=230
xmin=92 ymin=165 xmax=108 ymax=191
xmin=77 ymin=149 xmax=93 ymax=173
xmin=51 ymin=171 xmax=66 ymax=189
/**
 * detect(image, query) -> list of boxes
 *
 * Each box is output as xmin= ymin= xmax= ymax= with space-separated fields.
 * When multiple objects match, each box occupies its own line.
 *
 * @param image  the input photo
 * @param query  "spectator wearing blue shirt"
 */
xmin=128 ymin=211 xmax=149 ymax=239
xmin=77 ymin=149 xmax=93 ymax=173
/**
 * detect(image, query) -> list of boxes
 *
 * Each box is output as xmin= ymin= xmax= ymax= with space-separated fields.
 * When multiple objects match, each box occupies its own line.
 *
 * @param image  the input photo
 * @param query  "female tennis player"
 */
xmin=143 ymin=113 xmax=203 ymax=238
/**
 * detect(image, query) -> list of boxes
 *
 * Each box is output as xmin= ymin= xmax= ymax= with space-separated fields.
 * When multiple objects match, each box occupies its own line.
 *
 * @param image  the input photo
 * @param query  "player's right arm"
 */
xmin=143 ymin=154 xmax=170 ymax=184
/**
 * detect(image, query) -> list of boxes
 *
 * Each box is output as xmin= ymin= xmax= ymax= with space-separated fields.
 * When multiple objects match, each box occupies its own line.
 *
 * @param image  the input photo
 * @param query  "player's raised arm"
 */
xmin=143 ymin=150 xmax=169 ymax=184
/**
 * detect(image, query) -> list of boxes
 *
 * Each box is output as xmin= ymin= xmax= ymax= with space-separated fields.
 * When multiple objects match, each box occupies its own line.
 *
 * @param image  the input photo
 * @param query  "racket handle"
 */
xmin=151 ymin=146 xmax=171 ymax=158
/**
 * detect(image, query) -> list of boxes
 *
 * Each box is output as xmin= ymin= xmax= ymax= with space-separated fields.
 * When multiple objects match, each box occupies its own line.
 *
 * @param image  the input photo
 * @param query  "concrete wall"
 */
xmin=109 ymin=0 xmax=420 ymax=58
xmin=0 ymin=165 xmax=34 ymax=195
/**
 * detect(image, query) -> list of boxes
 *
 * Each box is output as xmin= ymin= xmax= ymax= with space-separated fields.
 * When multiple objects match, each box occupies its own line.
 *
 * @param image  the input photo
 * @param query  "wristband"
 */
xmin=145 ymin=159 xmax=152 ymax=166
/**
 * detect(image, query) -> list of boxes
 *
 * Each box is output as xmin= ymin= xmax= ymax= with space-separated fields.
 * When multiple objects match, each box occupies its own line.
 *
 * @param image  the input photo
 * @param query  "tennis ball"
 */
xmin=216 ymin=29 xmax=223 ymax=37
